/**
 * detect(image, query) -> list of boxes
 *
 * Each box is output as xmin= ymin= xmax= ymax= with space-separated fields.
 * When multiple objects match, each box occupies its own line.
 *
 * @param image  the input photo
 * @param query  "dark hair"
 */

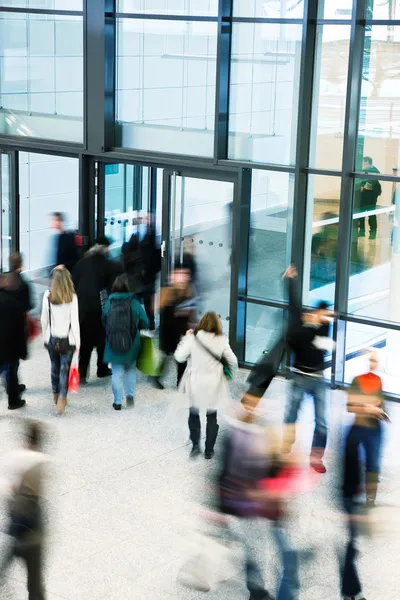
xmin=95 ymin=235 xmax=111 ymax=247
xmin=10 ymin=252 xmax=23 ymax=272
xmin=26 ymin=420 xmax=43 ymax=450
xmin=127 ymin=234 xmax=140 ymax=252
xmin=317 ymin=301 xmax=330 ymax=311
xmin=195 ymin=311 xmax=222 ymax=336
xmin=52 ymin=212 xmax=64 ymax=222
xmin=363 ymin=156 xmax=373 ymax=166
xmin=112 ymin=274 xmax=130 ymax=294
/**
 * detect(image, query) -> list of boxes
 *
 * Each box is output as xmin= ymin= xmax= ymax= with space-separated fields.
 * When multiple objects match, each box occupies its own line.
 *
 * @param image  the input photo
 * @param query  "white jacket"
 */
xmin=174 ymin=331 xmax=238 ymax=411
xmin=41 ymin=291 xmax=80 ymax=349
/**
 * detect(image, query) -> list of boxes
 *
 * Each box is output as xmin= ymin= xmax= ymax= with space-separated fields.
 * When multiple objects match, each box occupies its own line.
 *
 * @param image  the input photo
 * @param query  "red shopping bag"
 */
xmin=68 ymin=365 xmax=80 ymax=394
xmin=26 ymin=316 xmax=40 ymax=342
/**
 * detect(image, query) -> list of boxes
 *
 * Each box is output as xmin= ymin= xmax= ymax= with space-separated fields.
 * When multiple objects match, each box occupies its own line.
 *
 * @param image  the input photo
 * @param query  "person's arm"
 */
xmin=222 ymin=341 xmax=238 ymax=372
xmin=41 ymin=291 xmax=50 ymax=341
xmin=70 ymin=295 xmax=80 ymax=351
xmin=174 ymin=333 xmax=193 ymax=363
xmin=347 ymin=378 xmax=384 ymax=418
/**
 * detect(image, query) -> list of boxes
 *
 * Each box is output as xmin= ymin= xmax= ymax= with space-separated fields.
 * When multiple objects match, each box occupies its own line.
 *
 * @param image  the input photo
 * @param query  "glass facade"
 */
xmin=0 ymin=0 xmax=400 ymax=396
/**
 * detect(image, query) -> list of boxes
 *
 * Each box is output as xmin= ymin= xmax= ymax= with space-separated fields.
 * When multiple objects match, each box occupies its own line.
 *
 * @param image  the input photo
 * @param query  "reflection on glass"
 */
xmin=317 ymin=0 xmax=352 ymax=19
xmin=245 ymin=304 xmax=284 ymax=364
xmin=0 ymin=1 xmax=82 ymax=8
xmin=357 ymin=26 xmax=400 ymax=175
xmin=0 ymin=154 xmax=11 ymax=272
xmin=0 ymin=12 xmax=83 ymax=142
xmin=228 ymin=23 xmax=302 ymax=165
xmin=233 ymin=0 xmax=304 ymax=18
xmin=348 ymin=176 xmax=398 ymax=323
xmin=248 ymin=170 xmax=294 ymax=301
xmin=367 ymin=0 xmax=400 ymax=19
xmin=310 ymin=25 xmax=350 ymax=170
xmin=115 ymin=18 xmax=217 ymax=156
xmin=173 ymin=177 xmax=234 ymax=335
xmin=344 ymin=321 xmax=400 ymax=396
xmin=117 ymin=0 xmax=218 ymax=15
xmin=304 ymin=175 xmax=341 ymax=306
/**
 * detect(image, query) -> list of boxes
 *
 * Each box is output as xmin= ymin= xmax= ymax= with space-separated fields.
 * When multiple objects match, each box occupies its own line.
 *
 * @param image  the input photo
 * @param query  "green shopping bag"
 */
xmin=137 ymin=335 xmax=161 ymax=377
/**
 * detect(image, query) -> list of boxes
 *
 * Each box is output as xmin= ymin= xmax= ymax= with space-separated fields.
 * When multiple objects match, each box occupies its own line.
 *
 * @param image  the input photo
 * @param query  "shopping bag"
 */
xmin=137 ymin=335 xmax=161 ymax=377
xmin=68 ymin=363 xmax=80 ymax=394
xmin=26 ymin=316 xmax=40 ymax=342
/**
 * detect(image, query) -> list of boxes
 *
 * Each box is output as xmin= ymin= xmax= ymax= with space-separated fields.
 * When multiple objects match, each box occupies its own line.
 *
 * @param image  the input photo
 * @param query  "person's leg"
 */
xmin=236 ymin=518 xmax=271 ymax=600
xmin=7 ymin=359 xmax=24 ymax=409
xmin=48 ymin=340 xmax=61 ymax=402
xmin=154 ymin=355 xmax=167 ymax=389
xmin=78 ymin=319 xmax=94 ymax=381
xmin=369 ymin=212 xmax=377 ymax=238
xmin=123 ymin=363 xmax=137 ymax=406
xmin=272 ymin=525 xmax=298 ymax=600
xmin=205 ymin=411 xmax=219 ymax=458
xmin=143 ymin=291 xmax=155 ymax=330
xmin=111 ymin=364 xmax=124 ymax=409
xmin=341 ymin=500 xmax=362 ymax=600
xmin=310 ymin=377 xmax=328 ymax=471
xmin=21 ymin=542 xmax=45 ymax=600
xmin=358 ymin=217 xmax=365 ymax=235
xmin=363 ymin=423 xmax=382 ymax=506
xmin=57 ymin=348 xmax=74 ymax=415
xmin=282 ymin=375 xmax=305 ymax=454
xmin=188 ymin=408 xmax=201 ymax=456
xmin=96 ymin=320 xmax=109 ymax=376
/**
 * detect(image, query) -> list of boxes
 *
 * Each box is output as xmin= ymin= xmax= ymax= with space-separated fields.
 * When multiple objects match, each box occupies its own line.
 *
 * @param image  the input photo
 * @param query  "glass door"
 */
xmin=162 ymin=171 xmax=234 ymax=336
xmin=0 ymin=152 xmax=12 ymax=272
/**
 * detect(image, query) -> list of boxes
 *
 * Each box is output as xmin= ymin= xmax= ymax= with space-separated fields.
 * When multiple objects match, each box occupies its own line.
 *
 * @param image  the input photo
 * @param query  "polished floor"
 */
xmin=0 ymin=340 xmax=399 ymax=600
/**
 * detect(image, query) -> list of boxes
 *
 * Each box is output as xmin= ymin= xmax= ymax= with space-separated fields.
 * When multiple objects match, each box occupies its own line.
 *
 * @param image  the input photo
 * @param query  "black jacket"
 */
xmin=72 ymin=246 xmax=123 ymax=321
xmin=9 ymin=272 xmax=33 ymax=314
xmin=286 ymin=277 xmax=329 ymax=373
xmin=57 ymin=232 xmax=79 ymax=273
xmin=0 ymin=289 xmax=27 ymax=365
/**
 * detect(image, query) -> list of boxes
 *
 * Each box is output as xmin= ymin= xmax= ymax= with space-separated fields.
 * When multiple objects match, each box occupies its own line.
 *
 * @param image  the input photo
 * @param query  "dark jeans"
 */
xmin=79 ymin=314 xmax=106 ymax=378
xmin=0 ymin=539 xmax=45 ymax=600
xmin=348 ymin=423 xmax=382 ymax=474
xmin=341 ymin=499 xmax=362 ymax=599
xmin=0 ymin=360 xmax=20 ymax=407
xmin=358 ymin=214 xmax=377 ymax=233
xmin=188 ymin=408 xmax=219 ymax=452
xmin=47 ymin=338 xmax=74 ymax=398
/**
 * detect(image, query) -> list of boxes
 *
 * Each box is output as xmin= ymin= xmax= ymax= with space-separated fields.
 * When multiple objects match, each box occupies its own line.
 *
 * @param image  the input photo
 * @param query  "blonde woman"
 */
xmin=41 ymin=267 xmax=80 ymax=414
xmin=175 ymin=312 xmax=238 ymax=459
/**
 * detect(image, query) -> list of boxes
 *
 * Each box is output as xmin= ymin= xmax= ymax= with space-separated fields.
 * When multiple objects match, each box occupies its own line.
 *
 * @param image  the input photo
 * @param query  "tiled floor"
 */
xmin=0 ymin=339 xmax=399 ymax=600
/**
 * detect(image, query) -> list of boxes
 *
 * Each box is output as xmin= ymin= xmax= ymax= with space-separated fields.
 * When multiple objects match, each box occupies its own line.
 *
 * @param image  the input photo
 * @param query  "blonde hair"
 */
xmin=195 ymin=311 xmax=222 ymax=336
xmin=49 ymin=267 xmax=75 ymax=305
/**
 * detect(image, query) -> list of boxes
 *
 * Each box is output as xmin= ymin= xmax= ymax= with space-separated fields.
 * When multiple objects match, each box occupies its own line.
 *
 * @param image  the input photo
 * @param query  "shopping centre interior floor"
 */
xmin=0 ymin=339 xmax=399 ymax=600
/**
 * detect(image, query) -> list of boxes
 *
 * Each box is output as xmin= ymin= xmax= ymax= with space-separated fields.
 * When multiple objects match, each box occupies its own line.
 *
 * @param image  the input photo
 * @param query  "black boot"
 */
xmin=188 ymin=409 xmax=201 ymax=456
xmin=205 ymin=412 xmax=219 ymax=459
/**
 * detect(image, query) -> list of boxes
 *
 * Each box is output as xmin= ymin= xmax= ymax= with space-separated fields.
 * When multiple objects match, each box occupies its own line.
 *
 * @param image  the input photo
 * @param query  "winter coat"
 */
xmin=56 ymin=232 xmax=79 ymax=273
xmin=102 ymin=293 xmax=149 ymax=366
xmin=72 ymin=245 xmax=123 ymax=321
xmin=174 ymin=330 xmax=238 ymax=411
xmin=0 ymin=289 xmax=27 ymax=365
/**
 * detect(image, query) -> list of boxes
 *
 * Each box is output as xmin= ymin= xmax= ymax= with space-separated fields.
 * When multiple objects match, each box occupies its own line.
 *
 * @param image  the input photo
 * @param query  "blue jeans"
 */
xmin=348 ymin=423 xmax=382 ymax=474
xmin=111 ymin=363 xmax=136 ymax=405
xmin=284 ymin=373 xmax=328 ymax=455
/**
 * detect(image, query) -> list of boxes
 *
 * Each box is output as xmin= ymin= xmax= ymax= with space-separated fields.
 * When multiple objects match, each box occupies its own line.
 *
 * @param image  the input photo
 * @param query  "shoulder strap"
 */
xmin=48 ymin=297 xmax=52 ymax=331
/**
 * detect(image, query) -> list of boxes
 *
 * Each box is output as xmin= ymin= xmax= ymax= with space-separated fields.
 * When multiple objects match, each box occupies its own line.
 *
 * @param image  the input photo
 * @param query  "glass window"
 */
xmin=117 ymin=0 xmax=218 ymax=16
xmin=116 ymin=18 xmax=217 ymax=156
xmin=357 ymin=26 xmax=400 ymax=175
xmin=233 ymin=0 xmax=304 ymax=18
xmin=0 ymin=154 xmax=11 ymax=272
xmin=245 ymin=304 xmax=285 ymax=364
xmin=19 ymin=153 xmax=79 ymax=275
xmin=304 ymin=175 xmax=341 ymax=307
xmin=344 ymin=321 xmax=400 ymax=396
xmin=310 ymin=25 xmax=351 ymax=170
xmin=367 ymin=0 xmax=400 ymax=19
xmin=0 ymin=1 xmax=82 ymax=9
xmin=317 ymin=0 xmax=353 ymax=19
xmin=248 ymin=169 xmax=294 ymax=301
xmin=0 ymin=12 xmax=83 ymax=142
xmin=347 ymin=175 xmax=399 ymax=323
xmin=228 ymin=23 xmax=302 ymax=165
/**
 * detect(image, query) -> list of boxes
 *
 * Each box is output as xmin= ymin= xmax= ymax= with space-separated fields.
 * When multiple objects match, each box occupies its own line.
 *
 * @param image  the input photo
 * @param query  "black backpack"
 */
xmin=105 ymin=296 xmax=136 ymax=354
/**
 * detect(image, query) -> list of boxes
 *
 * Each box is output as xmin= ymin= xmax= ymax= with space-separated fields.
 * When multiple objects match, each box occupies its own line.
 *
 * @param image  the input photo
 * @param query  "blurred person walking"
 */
xmin=41 ymin=267 xmax=80 ymax=415
xmin=0 ymin=273 xmax=28 ymax=410
xmin=0 ymin=421 xmax=49 ymax=600
xmin=346 ymin=351 xmax=387 ymax=507
xmin=102 ymin=275 xmax=149 ymax=410
xmin=282 ymin=266 xmax=333 ymax=474
xmin=47 ymin=212 xmax=79 ymax=274
xmin=355 ymin=157 xmax=381 ymax=240
xmin=137 ymin=215 xmax=161 ymax=330
xmin=174 ymin=312 xmax=238 ymax=459
xmin=72 ymin=236 xmax=122 ymax=383
xmin=157 ymin=266 xmax=197 ymax=389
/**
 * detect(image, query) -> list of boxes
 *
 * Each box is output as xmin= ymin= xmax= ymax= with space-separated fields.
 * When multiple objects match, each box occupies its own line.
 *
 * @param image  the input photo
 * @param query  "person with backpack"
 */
xmin=174 ymin=311 xmax=238 ymax=459
xmin=41 ymin=267 xmax=80 ymax=416
xmin=102 ymin=274 xmax=149 ymax=410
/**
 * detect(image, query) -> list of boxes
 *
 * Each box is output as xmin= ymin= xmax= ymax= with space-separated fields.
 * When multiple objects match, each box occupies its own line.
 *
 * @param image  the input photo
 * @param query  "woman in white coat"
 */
xmin=175 ymin=312 xmax=238 ymax=459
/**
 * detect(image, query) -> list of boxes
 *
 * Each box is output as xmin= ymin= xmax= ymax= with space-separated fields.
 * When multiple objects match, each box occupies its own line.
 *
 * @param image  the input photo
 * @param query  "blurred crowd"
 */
xmin=0 ymin=211 xmax=396 ymax=600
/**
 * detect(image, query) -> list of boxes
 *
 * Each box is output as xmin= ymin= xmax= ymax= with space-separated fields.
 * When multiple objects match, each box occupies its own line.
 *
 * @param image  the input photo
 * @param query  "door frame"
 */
xmin=161 ymin=166 xmax=241 ymax=356
xmin=0 ymin=149 xmax=19 ymax=272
